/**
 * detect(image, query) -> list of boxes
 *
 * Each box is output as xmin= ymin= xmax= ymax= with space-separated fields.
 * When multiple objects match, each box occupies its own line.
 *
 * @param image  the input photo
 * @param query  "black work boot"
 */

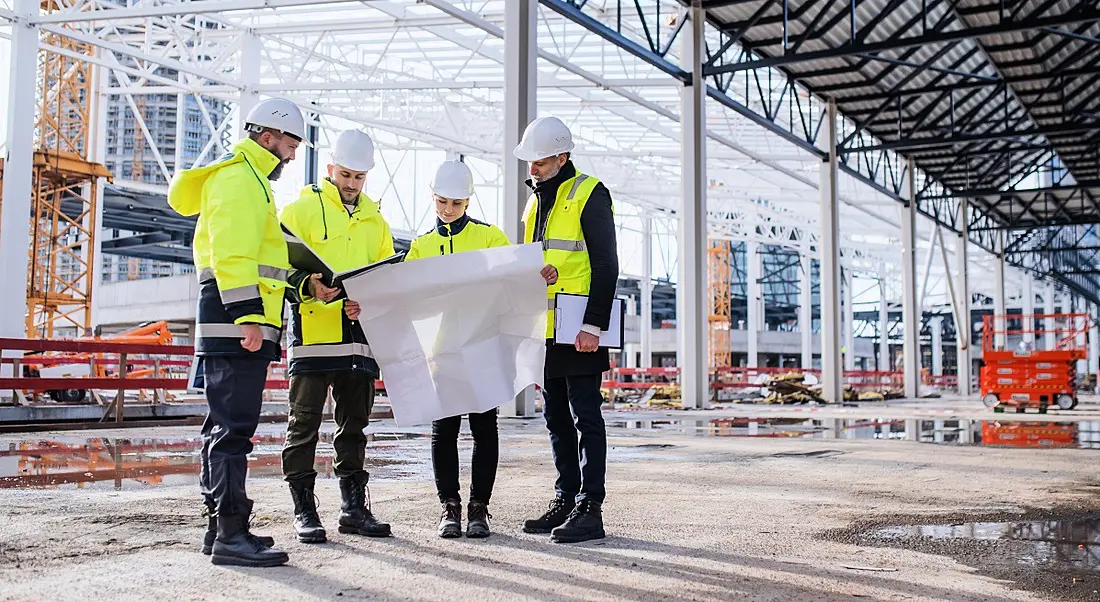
xmin=288 ymin=476 xmax=327 ymax=543
xmin=338 ymin=472 xmax=391 ymax=537
xmin=202 ymin=501 xmax=274 ymax=555
xmin=550 ymin=500 xmax=605 ymax=544
xmin=522 ymin=497 xmax=575 ymax=534
xmin=466 ymin=502 xmax=491 ymax=539
xmin=210 ymin=513 xmax=289 ymax=567
xmin=438 ymin=500 xmax=462 ymax=539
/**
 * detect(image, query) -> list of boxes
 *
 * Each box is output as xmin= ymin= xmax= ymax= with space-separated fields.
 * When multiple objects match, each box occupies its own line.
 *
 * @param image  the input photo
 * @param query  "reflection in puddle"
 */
xmin=0 ymin=430 xmax=431 ymax=490
xmin=877 ymin=518 xmax=1100 ymax=572
xmin=607 ymin=417 xmax=1100 ymax=448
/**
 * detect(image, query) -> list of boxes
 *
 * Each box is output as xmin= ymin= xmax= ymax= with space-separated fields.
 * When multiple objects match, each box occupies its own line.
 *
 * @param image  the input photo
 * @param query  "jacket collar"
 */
xmin=435 ymin=213 xmax=471 ymax=237
xmin=233 ymin=137 xmax=281 ymax=180
xmin=526 ymin=160 xmax=577 ymax=196
xmin=313 ymin=178 xmax=380 ymax=219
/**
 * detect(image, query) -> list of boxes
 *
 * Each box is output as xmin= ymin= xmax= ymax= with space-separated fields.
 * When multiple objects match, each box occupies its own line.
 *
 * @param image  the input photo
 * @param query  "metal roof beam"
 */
xmin=844 ymin=122 xmax=1100 ymax=154
xmin=704 ymin=6 xmax=1100 ymax=75
xmin=920 ymin=182 xmax=1100 ymax=201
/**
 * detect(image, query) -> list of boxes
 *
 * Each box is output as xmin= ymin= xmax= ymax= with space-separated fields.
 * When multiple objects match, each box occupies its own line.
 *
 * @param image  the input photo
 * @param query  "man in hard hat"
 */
xmin=279 ymin=129 xmax=396 ymax=544
xmin=514 ymin=117 xmax=619 ymax=544
xmin=168 ymin=97 xmax=308 ymax=567
xmin=405 ymin=160 xmax=511 ymax=539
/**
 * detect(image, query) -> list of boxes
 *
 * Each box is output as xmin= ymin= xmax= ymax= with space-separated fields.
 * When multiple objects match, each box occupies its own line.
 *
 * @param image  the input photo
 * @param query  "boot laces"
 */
xmin=566 ymin=500 xmax=593 ymax=520
xmin=442 ymin=501 xmax=461 ymax=521
xmin=469 ymin=503 xmax=491 ymax=522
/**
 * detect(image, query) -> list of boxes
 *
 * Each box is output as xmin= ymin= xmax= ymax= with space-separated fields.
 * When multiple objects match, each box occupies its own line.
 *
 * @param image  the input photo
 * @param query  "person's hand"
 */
xmin=240 ymin=324 xmax=263 ymax=352
xmin=575 ymin=331 xmax=599 ymax=352
xmin=541 ymin=264 xmax=558 ymax=285
xmin=344 ymin=300 xmax=361 ymax=320
xmin=308 ymin=273 xmax=339 ymax=303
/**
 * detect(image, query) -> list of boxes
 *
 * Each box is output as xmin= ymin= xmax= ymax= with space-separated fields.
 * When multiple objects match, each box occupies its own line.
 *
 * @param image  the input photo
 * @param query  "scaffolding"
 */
xmin=4 ymin=1 xmax=111 ymax=338
xmin=708 ymin=239 xmax=732 ymax=370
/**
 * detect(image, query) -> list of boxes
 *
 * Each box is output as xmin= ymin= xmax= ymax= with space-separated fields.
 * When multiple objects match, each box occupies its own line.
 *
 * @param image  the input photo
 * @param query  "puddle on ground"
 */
xmin=606 ymin=417 xmax=1100 ymax=449
xmin=877 ymin=518 xmax=1100 ymax=573
xmin=0 ymin=428 xmax=432 ymax=490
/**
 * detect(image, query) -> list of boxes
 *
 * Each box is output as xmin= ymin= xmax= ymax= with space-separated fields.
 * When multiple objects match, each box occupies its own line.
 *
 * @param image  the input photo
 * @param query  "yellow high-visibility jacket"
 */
xmin=405 ymin=214 xmax=511 ymax=261
xmin=167 ymin=137 xmax=290 ymax=360
xmin=280 ymin=178 xmax=395 ymax=375
xmin=522 ymin=172 xmax=604 ymax=338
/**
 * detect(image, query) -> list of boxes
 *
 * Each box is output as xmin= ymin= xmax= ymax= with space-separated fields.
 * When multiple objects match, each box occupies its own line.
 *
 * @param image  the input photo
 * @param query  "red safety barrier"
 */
xmin=0 ymin=338 xmax=391 ymax=422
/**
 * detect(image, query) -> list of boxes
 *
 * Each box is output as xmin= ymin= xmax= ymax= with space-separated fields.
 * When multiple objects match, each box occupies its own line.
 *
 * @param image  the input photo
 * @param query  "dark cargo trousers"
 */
xmin=198 ymin=355 xmax=270 ymax=516
xmin=281 ymin=371 xmax=375 ymax=480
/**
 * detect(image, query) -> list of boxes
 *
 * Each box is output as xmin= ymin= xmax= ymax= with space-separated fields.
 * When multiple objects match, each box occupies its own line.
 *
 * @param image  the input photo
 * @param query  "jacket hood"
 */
xmin=168 ymin=138 xmax=280 ymax=216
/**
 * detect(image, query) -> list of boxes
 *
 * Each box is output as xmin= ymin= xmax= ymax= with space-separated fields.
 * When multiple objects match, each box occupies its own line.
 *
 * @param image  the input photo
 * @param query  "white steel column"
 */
xmin=174 ymin=71 xmax=187 ymax=174
xmin=238 ymin=32 xmax=261 ymax=139
xmin=879 ymin=275 xmax=890 ymax=372
xmin=0 ymin=0 xmax=40 ymax=339
xmin=956 ymin=200 xmax=972 ymax=396
xmin=640 ymin=216 xmax=653 ymax=368
xmin=843 ymin=269 xmax=855 ymax=371
xmin=1090 ymin=302 xmax=1099 ymax=389
xmin=930 ymin=316 xmax=944 ymax=376
xmin=819 ymin=99 xmax=843 ymax=403
xmin=1022 ymin=274 xmax=1035 ymax=343
xmin=502 ymin=0 xmax=537 ymax=417
xmin=1045 ymin=283 xmax=1057 ymax=350
xmin=1075 ymin=296 xmax=1088 ymax=375
xmin=503 ymin=0 xmax=536 ymax=241
xmin=901 ymin=158 xmax=920 ymax=399
xmin=678 ymin=3 xmax=708 ymax=409
xmin=89 ymin=50 xmax=111 ymax=329
xmin=746 ymin=241 xmax=761 ymax=368
xmin=800 ymin=251 xmax=813 ymax=369
xmin=993 ymin=233 xmax=1007 ymax=350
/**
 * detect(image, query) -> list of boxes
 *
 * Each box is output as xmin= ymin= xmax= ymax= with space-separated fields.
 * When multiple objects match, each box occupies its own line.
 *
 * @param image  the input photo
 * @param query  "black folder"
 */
xmin=283 ymin=225 xmax=405 ymax=302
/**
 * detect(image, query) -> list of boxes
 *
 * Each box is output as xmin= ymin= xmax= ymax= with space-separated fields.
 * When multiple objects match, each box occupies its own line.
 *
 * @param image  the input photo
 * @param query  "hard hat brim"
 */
xmin=513 ymin=144 xmax=551 ymax=162
xmin=332 ymin=160 xmax=373 ymax=173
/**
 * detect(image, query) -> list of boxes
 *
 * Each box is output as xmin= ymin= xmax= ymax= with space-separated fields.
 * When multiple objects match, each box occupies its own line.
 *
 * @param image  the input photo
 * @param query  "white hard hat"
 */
xmin=431 ymin=160 xmax=474 ymax=199
xmin=331 ymin=129 xmax=375 ymax=172
xmin=244 ymin=98 xmax=311 ymax=146
xmin=512 ymin=116 xmax=575 ymax=162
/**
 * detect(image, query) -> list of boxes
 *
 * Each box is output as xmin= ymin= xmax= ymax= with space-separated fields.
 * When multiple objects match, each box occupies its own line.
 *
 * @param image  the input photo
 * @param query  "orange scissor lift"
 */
xmin=980 ymin=313 xmax=1090 ymax=412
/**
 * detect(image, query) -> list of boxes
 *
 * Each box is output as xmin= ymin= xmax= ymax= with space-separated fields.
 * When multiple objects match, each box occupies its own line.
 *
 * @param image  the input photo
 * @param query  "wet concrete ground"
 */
xmin=2 ymin=402 xmax=1100 ymax=600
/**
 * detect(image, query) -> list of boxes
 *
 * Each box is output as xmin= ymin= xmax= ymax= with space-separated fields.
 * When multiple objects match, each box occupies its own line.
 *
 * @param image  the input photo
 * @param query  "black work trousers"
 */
xmin=431 ymin=409 xmax=498 ymax=504
xmin=542 ymin=373 xmax=607 ymax=504
xmin=281 ymin=371 xmax=374 ymax=481
xmin=199 ymin=355 xmax=270 ymax=516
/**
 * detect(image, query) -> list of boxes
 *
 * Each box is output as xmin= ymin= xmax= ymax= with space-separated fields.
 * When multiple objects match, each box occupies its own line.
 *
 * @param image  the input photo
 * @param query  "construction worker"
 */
xmin=514 ymin=117 xmax=619 ymax=543
xmin=278 ymin=129 xmax=395 ymax=544
xmin=405 ymin=160 xmax=511 ymax=539
xmin=168 ymin=97 xmax=308 ymax=567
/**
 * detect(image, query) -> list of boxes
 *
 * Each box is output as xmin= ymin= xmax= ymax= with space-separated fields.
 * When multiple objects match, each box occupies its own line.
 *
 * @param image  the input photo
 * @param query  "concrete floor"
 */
xmin=1 ymin=401 xmax=1099 ymax=601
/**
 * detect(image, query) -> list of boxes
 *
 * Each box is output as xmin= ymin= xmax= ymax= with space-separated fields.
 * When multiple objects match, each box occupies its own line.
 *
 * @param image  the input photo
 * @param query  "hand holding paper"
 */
xmin=341 ymin=243 xmax=547 ymax=426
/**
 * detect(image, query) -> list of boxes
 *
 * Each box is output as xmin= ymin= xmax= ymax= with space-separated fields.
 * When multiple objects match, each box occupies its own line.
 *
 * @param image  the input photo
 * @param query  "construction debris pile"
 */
xmin=759 ymin=372 xmax=903 ymax=405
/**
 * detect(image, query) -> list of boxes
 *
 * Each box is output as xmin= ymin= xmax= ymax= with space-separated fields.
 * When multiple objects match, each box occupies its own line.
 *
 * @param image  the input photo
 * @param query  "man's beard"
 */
xmin=532 ymin=163 xmax=561 ymax=184
xmin=268 ymin=157 xmax=290 ymax=181
xmin=339 ymin=189 xmax=359 ymax=204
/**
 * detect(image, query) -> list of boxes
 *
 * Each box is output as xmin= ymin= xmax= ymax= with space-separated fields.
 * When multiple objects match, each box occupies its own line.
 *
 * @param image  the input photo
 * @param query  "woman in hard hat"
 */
xmin=405 ymin=160 xmax=510 ymax=539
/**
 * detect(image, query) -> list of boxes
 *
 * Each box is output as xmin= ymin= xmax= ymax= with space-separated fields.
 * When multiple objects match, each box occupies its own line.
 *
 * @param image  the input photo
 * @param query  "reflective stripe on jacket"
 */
xmin=280 ymin=178 xmax=396 ymax=375
xmin=405 ymin=214 xmax=511 ymax=260
xmin=167 ymin=137 xmax=290 ymax=361
xmin=522 ymin=172 xmax=604 ymax=338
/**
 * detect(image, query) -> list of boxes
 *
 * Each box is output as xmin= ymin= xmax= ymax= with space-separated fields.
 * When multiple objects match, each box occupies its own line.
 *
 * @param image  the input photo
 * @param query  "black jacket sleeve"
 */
xmin=285 ymin=269 xmax=313 ymax=304
xmin=580 ymin=183 xmax=619 ymax=330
